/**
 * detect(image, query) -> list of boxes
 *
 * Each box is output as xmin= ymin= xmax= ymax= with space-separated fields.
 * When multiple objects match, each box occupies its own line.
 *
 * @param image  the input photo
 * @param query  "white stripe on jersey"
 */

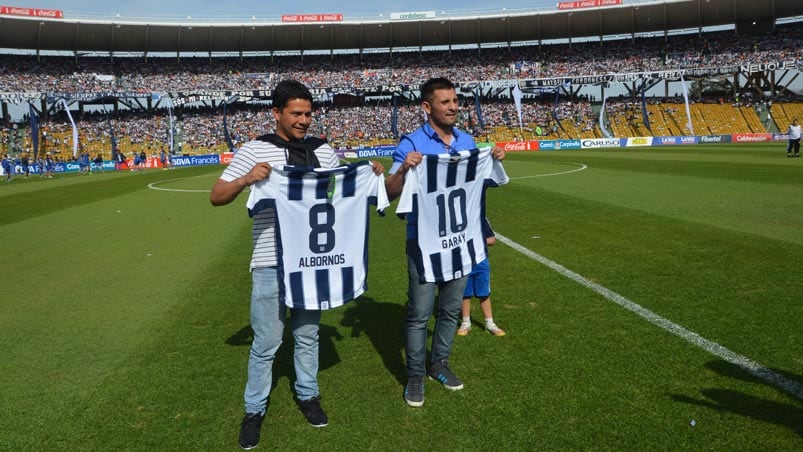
xmin=396 ymin=147 xmax=508 ymax=283
xmin=219 ymin=138 xmax=340 ymax=269
xmin=246 ymin=161 xmax=389 ymax=310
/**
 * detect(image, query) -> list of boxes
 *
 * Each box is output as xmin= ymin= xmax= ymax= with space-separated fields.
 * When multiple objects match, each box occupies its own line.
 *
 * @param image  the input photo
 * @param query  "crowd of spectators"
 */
xmin=7 ymin=94 xmax=597 ymax=156
xmin=0 ymin=26 xmax=800 ymax=94
xmin=1 ymin=24 xmax=801 ymax=154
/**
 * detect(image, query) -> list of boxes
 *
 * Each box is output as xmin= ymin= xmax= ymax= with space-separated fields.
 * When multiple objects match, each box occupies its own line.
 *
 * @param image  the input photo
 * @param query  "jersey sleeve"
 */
xmin=373 ymin=172 xmax=390 ymax=214
xmin=488 ymin=158 xmax=509 ymax=187
xmin=244 ymin=164 xmax=288 ymax=217
xmin=394 ymin=163 xmax=418 ymax=216
xmin=477 ymin=147 xmax=510 ymax=187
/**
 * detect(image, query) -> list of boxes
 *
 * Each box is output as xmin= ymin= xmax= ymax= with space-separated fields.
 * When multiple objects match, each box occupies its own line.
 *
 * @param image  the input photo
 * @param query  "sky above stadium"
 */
xmin=8 ymin=0 xmax=563 ymax=20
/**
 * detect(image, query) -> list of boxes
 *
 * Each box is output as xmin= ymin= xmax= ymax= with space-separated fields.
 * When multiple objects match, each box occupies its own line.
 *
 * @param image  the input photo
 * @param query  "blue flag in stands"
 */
xmin=391 ymin=95 xmax=399 ymax=138
xmin=641 ymin=85 xmax=652 ymax=133
xmin=223 ymin=101 xmax=235 ymax=152
xmin=29 ymin=104 xmax=39 ymax=160
xmin=108 ymin=115 xmax=118 ymax=161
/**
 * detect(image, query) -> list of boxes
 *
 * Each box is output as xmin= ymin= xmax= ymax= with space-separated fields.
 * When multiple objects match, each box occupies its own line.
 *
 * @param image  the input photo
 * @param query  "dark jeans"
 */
xmin=404 ymin=254 xmax=468 ymax=378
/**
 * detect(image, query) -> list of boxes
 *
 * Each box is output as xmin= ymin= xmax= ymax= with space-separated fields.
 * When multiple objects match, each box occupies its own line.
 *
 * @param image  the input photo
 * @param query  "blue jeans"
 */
xmin=405 ymin=254 xmax=468 ymax=378
xmin=244 ymin=267 xmax=321 ymax=415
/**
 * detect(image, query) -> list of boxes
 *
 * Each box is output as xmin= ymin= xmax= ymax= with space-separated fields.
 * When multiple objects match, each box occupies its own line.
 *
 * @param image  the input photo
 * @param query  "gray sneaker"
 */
xmin=404 ymin=376 xmax=425 ymax=407
xmin=427 ymin=359 xmax=464 ymax=390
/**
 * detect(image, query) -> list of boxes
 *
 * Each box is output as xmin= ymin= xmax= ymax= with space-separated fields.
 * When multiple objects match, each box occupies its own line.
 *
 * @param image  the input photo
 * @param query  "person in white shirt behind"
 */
xmin=787 ymin=118 xmax=801 ymax=158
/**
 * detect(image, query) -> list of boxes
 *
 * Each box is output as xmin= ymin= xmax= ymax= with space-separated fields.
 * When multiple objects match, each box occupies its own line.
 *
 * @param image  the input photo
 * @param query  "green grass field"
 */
xmin=1 ymin=144 xmax=801 ymax=450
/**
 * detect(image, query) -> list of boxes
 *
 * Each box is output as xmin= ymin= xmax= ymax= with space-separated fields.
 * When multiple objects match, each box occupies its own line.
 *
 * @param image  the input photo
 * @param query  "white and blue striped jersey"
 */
xmin=246 ymin=161 xmax=389 ymax=310
xmin=396 ymin=147 xmax=508 ymax=283
xmin=219 ymin=138 xmax=340 ymax=270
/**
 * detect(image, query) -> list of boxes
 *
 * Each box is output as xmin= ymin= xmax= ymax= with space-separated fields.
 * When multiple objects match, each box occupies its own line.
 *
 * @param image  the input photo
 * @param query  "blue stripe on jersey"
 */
xmin=341 ymin=266 xmax=354 ymax=302
xmin=429 ymin=251 xmax=444 ymax=282
xmin=426 ymin=154 xmax=439 ymax=194
xmin=446 ymin=158 xmax=458 ymax=188
xmin=290 ymin=271 xmax=304 ymax=304
xmin=315 ymin=174 xmax=329 ymax=199
xmin=288 ymin=176 xmax=303 ymax=201
xmin=467 ymin=237 xmax=477 ymax=269
xmin=465 ymin=150 xmax=478 ymax=183
xmin=342 ymin=166 xmax=357 ymax=197
xmin=450 ymin=247 xmax=463 ymax=279
xmin=316 ymin=269 xmax=330 ymax=306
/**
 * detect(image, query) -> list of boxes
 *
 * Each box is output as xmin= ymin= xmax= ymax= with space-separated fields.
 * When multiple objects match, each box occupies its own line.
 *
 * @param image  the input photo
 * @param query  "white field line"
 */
xmin=147 ymin=175 xmax=213 ymax=193
xmin=495 ymin=232 xmax=803 ymax=401
xmin=509 ymin=162 xmax=587 ymax=179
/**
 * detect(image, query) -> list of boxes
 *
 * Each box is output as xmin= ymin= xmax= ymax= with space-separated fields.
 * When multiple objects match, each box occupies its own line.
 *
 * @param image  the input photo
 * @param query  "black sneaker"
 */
xmin=427 ymin=359 xmax=464 ymax=390
xmin=297 ymin=396 xmax=329 ymax=427
xmin=238 ymin=412 xmax=264 ymax=450
xmin=404 ymin=376 xmax=425 ymax=407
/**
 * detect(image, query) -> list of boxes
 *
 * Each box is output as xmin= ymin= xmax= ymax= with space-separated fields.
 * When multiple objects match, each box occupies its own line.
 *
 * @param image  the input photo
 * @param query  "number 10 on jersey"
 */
xmin=436 ymin=188 xmax=467 ymax=237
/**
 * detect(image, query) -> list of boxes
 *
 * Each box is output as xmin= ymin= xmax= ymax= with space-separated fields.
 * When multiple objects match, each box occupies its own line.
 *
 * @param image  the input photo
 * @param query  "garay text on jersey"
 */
xmin=442 ymin=232 xmax=466 ymax=249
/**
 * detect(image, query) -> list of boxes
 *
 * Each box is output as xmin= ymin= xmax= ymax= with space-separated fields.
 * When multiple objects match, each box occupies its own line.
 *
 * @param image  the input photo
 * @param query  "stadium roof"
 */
xmin=0 ymin=0 xmax=802 ymax=55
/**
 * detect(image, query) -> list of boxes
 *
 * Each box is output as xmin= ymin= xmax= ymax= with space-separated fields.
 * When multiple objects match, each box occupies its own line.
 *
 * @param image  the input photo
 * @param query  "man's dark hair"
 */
xmin=272 ymin=79 xmax=313 ymax=111
xmin=420 ymin=77 xmax=456 ymax=104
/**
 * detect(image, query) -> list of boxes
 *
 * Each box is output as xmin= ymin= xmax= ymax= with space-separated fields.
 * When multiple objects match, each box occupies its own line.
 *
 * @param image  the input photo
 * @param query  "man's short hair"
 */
xmin=421 ymin=77 xmax=456 ymax=105
xmin=272 ymin=79 xmax=313 ymax=111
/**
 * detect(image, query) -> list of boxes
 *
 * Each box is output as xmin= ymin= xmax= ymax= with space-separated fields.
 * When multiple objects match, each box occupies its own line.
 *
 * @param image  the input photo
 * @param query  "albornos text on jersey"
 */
xmin=298 ymin=253 xmax=346 ymax=268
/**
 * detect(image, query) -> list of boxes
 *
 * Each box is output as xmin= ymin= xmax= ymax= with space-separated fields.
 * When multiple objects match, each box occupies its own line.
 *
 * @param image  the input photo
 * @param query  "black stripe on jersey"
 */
xmin=290 ymin=271 xmax=304 ymax=305
xmin=315 ymin=269 xmax=330 ymax=305
xmin=341 ymin=266 xmax=355 ymax=302
xmin=342 ymin=166 xmax=357 ymax=197
xmin=464 ymin=149 xmax=479 ymax=183
xmin=288 ymin=175 xmax=303 ymax=200
xmin=446 ymin=158 xmax=459 ymax=188
xmin=429 ymin=252 xmax=444 ymax=282
xmin=315 ymin=174 xmax=329 ymax=199
xmin=466 ymin=237 xmax=477 ymax=269
xmin=426 ymin=154 xmax=439 ymax=194
xmin=450 ymin=247 xmax=463 ymax=279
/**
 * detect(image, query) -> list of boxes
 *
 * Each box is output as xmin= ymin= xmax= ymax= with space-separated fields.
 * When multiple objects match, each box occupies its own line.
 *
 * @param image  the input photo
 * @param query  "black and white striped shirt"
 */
xmin=245 ymin=161 xmax=389 ymax=310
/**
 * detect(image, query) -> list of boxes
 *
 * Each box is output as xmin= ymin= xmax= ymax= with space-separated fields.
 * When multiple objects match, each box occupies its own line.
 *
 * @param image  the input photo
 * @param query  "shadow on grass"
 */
xmin=339 ymin=297 xmax=407 ymax=385
xmin=224 ymin=296 xmax=408 ymax=390
xmin=669 ymin=360 xmax=803 ymax=438
xmin=225 ymin=321 xmax=345 ymax=396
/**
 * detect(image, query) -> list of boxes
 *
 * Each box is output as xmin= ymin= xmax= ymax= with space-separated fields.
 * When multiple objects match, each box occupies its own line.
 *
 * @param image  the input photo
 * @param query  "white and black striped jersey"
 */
xmin=396 ymin=147 xmax=508 ymax=283
xmin=246 ymin=161 xmax=389 ymax=310
xmin=219 ymin=138 xmax=340 ymax=270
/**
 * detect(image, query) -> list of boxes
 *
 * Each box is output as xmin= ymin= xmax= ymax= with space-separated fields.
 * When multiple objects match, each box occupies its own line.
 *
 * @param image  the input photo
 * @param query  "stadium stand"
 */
xmin=1 ymin=18 xmax=802 ymax=156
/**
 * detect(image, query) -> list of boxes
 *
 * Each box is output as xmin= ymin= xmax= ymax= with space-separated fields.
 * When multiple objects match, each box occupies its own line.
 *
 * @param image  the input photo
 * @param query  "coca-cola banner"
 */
xmin=281 ymin=14 xmax=343 ymax=22
xmin=558 ymin=0 xmax=621 ymax=10
xmin=494 ymin=141 xmax=539 ymax=152
xmin=0 ymin=5 xmax=63 ymax=18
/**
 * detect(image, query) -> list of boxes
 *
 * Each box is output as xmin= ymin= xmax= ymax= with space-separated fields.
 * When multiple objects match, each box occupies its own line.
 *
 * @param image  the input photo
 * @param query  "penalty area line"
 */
xmin=495 ymin=232 xmax=803 ymax=401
